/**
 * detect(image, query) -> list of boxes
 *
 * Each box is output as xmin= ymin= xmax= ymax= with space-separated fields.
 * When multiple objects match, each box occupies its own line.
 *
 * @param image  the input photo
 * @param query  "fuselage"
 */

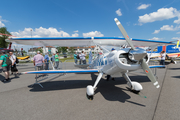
xmin=90 ymin=48 xmax=149 ymax=77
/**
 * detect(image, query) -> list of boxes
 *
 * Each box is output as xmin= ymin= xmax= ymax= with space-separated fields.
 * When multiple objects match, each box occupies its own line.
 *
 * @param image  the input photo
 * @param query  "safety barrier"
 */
xmin=64 ymin=59 xmax=89 ymax=70
xmin=148 ymin=60 xmax=161 ymax=79
xmin=32 ymin=60 xmax=63 ymax=88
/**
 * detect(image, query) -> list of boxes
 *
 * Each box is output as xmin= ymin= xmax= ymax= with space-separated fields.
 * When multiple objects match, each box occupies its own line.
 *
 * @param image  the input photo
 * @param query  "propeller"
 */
xmin=114 ymin=18 xmax=160 ymax=88
xmin=114 ymin=18 xmax=135 ymax=50
xmin=141 ymin=59 xmax=160 ymax=88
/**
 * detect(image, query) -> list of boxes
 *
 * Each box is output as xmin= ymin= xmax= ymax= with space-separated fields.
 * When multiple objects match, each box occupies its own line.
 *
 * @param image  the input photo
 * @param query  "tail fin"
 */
xmin=176 ymin=40 xmax=179 ymax=48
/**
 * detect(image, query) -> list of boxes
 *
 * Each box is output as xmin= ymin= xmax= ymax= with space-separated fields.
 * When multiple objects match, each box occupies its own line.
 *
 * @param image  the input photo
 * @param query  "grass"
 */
xmin=59 ymin=57 xmax=75 ymax=62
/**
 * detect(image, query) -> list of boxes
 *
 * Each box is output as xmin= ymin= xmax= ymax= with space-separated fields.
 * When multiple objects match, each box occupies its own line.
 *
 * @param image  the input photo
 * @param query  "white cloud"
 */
xmin=72 ymin=33 xmax=79 ymax=37
xmin=74 ymin=30 xmax=79 ymax=32
xmin=11 ymin=27 xmax=79 ymax=37
xmin=160 ymin=25 xmax=180 ymax=31
xmin=11 ymin=27 xmax=104 ymax=38
xmin=116 ymin=8 xmax=122 ymax=16
xmin=137 ymin=4 xmax=151 ymax=10
xmin=138 ymin=7 xmax=180 ymax=24
xmin=172 ymin=37 xmax=180 ymax=40
xmin=149 ymin=37 xmax=162 ymax=40
xmin=174 ymin=18 xmax=180 ymax=24
xmin=83 ymin=31 xmax=104 ymax=37
xmin=0 ymin=21 xmax=5 ymax=27
xmin=0 ymin=16 xmax=5 ymax=27
xmin=153 ymin=30 xmax=160 ymax=34
xmin=152 ymin=25 xmax=180 ymax=34
xmin=176 ymin=32 xmax=180 ymax=34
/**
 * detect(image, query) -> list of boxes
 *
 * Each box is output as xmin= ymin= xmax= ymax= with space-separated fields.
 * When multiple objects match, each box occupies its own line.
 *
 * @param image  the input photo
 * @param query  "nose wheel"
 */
xmin=86 ymin=94 xmax=94 ymax=100
xmin=86 ymin=73 xmax=103 ymax=100
xmin=131 ymin=90 xmax=140 ymax=94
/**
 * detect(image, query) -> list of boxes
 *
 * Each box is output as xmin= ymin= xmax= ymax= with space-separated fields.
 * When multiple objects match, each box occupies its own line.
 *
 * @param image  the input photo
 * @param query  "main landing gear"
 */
xmin=122 ymin=73 xmax=143 ymax=93
xmin=86 ymin=73 xmax=103 ymax=100
xmin=86 ymin=72 xmax=143 ymax=100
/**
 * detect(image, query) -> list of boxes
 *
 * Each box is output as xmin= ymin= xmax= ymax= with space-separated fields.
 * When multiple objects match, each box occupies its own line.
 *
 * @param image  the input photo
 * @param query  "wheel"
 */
xmin=131 ymin=90 xmax=140 ymax=94
xmin=86 ymin=93 xmax=94 ymax=100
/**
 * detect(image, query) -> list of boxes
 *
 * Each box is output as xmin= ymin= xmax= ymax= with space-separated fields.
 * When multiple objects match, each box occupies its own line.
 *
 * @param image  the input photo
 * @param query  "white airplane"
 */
xmin=8 ymin=18 xmax=173 ymax=100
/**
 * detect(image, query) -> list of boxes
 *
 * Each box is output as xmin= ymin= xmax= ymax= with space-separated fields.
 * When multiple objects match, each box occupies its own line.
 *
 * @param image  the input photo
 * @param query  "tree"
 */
xmin=0 ymin=27 xmax=11 ymax=48
xmin=56 ymin=47 xmax=62 ymax=53
xmin=56 ymin=47 xmax=68 ymax=54
xmin=35 ymin=47 xmax=43 ymax=53
xmin=22 ymin=50 xmax=27 ymax=53
xmin=61 ymin=47 xmax=68 ymax=54
xmin=68 ymin=47 xmax=74 ymax=58
xmin=68 ymin=47 xmax=74 ymax=54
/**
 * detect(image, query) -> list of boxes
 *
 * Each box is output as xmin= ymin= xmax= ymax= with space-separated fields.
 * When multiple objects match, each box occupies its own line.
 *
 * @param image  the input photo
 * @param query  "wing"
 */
xmin=7 ymin=37 xmax=173 ymax=47
xmin=21 ymin=69 xmax=99 ymax=74
xmin=131 ymin=38 xmax=174 ymax=47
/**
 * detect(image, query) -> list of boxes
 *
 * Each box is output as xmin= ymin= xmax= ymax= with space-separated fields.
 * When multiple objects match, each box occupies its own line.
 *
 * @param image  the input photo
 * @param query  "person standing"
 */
xmin=80 ymin=51 xmax=86 ymax=64
xmin=9 ymin=51 xmax=18 ymax=75
xmin=160 ymin=51 xmax=166 ymax=65
xmin=74 ymin=52 xmax=77 ymax=64
xmin=55 ymin=52 xmax=59 ymax=69
xmin=78 ymin=52 xmax=82 ymax=64
xmin=51 ymin=53 xmax=55 ymax=66
xmin=33 ymin=51 xmax=44 ymax=78
xmin=0 ymin=50 xmax=10 ymax=82
xmin=44 ymin=52 xmax=49 ymax=70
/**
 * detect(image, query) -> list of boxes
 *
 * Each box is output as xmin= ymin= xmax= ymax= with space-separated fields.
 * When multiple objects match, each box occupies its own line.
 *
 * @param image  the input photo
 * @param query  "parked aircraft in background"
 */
xmin=17 ymin=56 xmax=30 ymax=60
xmin=149 ymin=45 xmax=180 ymax=59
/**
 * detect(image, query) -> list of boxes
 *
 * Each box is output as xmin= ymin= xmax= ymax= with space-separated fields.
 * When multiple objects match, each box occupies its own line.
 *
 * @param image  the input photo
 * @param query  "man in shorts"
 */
xmin=9 ymin=51 xmax=18 ymax=75
xmin=33 ymin=51 xmax=44 ymax=78
xmin=0 ymin=50 xmax=10 ymax=82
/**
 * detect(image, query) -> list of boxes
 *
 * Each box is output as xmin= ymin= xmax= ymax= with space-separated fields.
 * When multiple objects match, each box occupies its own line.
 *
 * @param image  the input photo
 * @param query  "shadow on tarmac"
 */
xmin=0 ymin=74 xmax=20 ymax=83
xmin=15 ymin=67 xmax=35 ymax=70
xmin=16 ymin=64 xmax=29 ymax=66
xmin=168 ymin=68 xmax=180 ymax=70
xmin=28 ymin=73 xmax=148 ymax=106
xmin=172 ymin=76 xmax=180 ymax=78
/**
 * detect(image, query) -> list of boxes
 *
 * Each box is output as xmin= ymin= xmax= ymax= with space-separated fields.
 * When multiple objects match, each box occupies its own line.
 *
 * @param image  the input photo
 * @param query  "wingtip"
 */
xmin=20 ymin=72 xmax=26 ymax=75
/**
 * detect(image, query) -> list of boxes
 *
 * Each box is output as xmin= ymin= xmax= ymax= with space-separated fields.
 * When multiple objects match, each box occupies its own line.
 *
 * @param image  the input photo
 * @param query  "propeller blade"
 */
xmin=114 ymin=18 xmax=135 ymax=50
xmin=141 ymin=59 xmax=160 ymax=88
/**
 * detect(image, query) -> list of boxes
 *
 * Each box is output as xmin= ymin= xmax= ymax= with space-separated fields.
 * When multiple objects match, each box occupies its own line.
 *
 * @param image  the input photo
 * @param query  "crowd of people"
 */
xmin=33 ymin=51 xmax=60 ymax=71
xmin=0 ymin=50 xmax=61 ymax=82
xmin=73 ymin=51 xmax=87 ymax=65
xmin=0 ymin=50 xmax=19 ymax=82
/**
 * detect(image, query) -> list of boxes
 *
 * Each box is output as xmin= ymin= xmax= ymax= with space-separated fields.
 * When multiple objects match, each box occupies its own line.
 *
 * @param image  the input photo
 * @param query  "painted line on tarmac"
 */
xmin=152 ymin=65 xmax=168 ymax=120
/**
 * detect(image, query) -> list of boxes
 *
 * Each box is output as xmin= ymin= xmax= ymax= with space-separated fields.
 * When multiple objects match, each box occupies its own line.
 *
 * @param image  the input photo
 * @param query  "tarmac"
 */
xmin=0 ymin=62 xmax=180 ymax=120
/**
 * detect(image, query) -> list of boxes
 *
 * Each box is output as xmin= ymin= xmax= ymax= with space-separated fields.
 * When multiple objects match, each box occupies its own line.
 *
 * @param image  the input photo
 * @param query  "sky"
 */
xmin=0 ymin=0 xmax=180 ymax=51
